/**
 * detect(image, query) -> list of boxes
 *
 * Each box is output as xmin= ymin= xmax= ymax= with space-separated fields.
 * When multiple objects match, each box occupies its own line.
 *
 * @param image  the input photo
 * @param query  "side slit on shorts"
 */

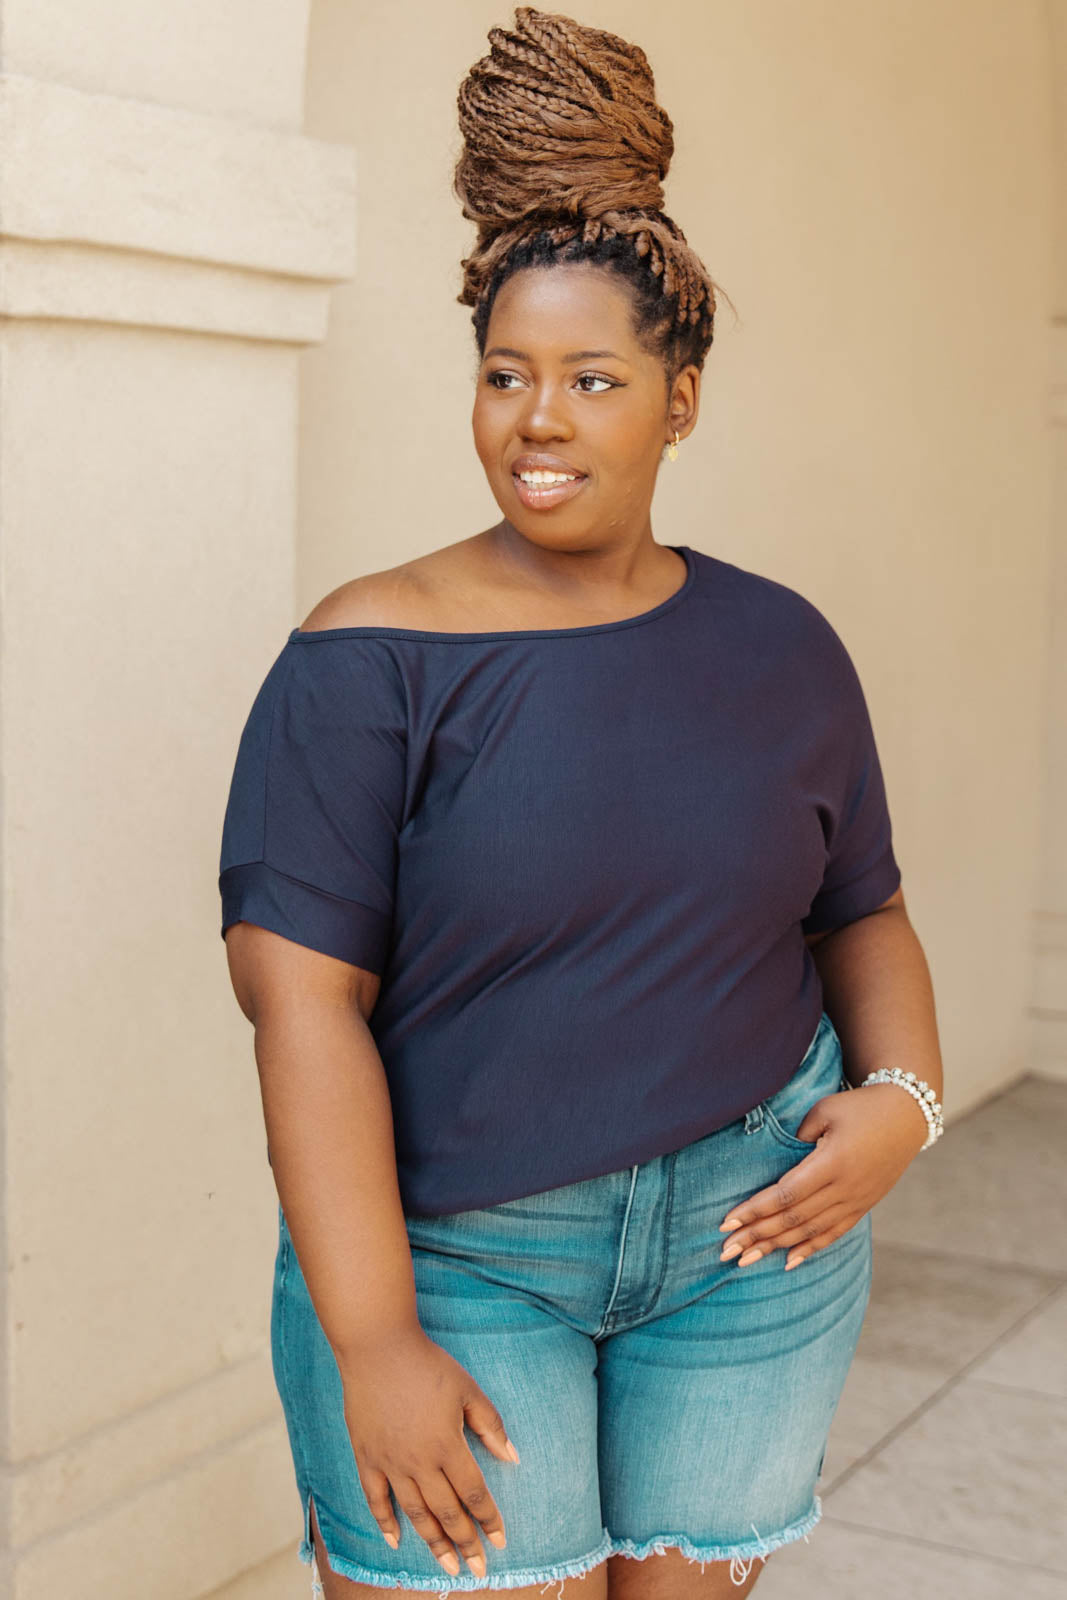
xmin=272 ymin=1010 xmax=873 ymax=1592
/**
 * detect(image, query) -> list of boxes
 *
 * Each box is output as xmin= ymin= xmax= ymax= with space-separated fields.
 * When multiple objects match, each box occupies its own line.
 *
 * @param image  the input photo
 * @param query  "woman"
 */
xmin=218 ymin=9 xmax=944 ymax=1598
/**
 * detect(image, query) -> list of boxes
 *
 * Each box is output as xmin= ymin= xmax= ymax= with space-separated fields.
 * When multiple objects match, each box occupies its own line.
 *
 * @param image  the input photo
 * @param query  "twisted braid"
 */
xmin=453 ymin=7 xmax=729 ymax=379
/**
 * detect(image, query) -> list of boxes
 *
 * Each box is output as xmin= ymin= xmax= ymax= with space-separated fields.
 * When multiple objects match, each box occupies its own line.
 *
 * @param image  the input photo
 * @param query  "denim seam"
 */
xmin=593 ymin=1166 xmax=639 ymax=1339
xmin=642 ymin=1148 xmax=676 ymax=1319
xmin=760 ymin=1101 xmax=819 ymax=1153
xmin=275 ymin=1226 xmax=317 ymax=1558
xmin=298 ymin=1524 xmax=617 ymax=1594
xmin=759 ymin=1018 xmax=837 ymax=1151
xmin=761 ymin=1058 xmax=850 ymax=1151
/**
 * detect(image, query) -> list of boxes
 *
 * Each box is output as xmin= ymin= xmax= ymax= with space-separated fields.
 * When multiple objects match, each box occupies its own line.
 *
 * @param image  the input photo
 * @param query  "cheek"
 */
xmin=597 ymin=446 xmax=650 ymax=490
xmin=471 ymin=387 xmax=504 ymax=426
xmin=471 ymin=406 xmax=507 ymax=469
xmin=589 ymin=413 xmax=658 ymax=473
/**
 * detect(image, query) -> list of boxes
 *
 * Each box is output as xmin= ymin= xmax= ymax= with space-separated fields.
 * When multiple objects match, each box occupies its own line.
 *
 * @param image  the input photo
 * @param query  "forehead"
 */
xmin=486 ymin=265 xmax=637 ymax=354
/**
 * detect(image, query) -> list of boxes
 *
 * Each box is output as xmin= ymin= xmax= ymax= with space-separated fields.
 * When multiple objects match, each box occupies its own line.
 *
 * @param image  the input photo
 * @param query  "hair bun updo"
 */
xmin=455 ymin=5 xmax=673 ymax=227
xmin=453 ymin=6 xmax=725 ymax=376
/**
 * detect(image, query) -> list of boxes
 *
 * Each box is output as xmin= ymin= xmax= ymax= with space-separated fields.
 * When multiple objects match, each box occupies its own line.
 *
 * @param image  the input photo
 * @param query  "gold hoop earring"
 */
xmin=667 ymin=430 xmax=680 ymax=462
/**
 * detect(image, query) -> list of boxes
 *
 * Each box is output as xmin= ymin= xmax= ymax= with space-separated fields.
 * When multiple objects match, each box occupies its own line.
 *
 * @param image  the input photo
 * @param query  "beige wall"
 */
xmin=0 ymin=2 xmax=1060 ymax=1598
xmin=0 ymin=4 xmax=354 ymax=1597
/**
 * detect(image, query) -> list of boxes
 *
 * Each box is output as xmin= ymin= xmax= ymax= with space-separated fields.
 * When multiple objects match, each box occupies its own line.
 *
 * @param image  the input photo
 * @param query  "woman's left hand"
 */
xmin=718 ymin=1081 xmax=931 ymax=1270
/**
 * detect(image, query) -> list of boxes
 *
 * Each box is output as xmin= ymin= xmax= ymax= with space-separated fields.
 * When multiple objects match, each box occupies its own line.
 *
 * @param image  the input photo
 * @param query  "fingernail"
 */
xmin=738 ymin=1247 xmax=764 ymax=1266
xmin=720 ymin=1218 xmax=743 ymax=1232
xmin=488 ymin=1530 xmax=507 ymax=1549
xmin=384 ymin=1531 xmax=399 ymax=1548
xmin=468 ymin=1554 xmax=486 ymax=1577
xmin=438 ymin=1551 xmax=461 ymax=1575
xmin=505 ymin=1438 xmax=521 ymax=1464
xmin=720 ymin=1239 xmax=743 ymax=1259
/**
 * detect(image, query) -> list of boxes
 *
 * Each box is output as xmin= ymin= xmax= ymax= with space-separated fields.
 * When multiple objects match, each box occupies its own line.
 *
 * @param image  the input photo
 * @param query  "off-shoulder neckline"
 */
xmin=288 ymin=544 xmax=698 ymax=644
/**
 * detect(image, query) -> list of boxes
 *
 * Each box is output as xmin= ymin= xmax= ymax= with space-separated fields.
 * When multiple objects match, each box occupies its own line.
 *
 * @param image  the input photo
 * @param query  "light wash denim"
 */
xmin=271 ymin=1009 xmax=873 ymax=1593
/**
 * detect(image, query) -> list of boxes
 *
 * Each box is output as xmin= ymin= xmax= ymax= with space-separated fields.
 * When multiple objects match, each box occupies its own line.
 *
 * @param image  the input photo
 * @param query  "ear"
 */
xmin=666 ymin=363 xmax=701 ymax=440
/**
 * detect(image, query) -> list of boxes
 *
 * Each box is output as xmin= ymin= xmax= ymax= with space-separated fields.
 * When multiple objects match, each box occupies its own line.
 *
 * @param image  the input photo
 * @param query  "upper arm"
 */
xmin=224 ymin=919 xmax=381 ymax=1026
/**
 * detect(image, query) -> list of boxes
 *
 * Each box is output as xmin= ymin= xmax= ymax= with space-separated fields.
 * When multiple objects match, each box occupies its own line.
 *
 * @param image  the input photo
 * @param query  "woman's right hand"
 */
xmin=337 ymin=1323 xmax=518 ymax=1579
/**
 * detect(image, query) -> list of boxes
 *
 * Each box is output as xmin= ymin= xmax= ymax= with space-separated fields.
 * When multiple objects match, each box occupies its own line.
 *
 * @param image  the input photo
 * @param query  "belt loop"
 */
xmin=744 ymin=1104 xmax=765 ymax=1134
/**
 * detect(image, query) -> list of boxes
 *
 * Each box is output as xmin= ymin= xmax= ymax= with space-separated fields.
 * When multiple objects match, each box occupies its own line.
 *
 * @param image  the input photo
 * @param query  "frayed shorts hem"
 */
xmin=299 ymin=1525 xmax=616 ymax=1593
xmin=298 ymin=1496 xmax=822 ymax=1592
xmin=606 ymin=1493 xmax=823 ymax=1585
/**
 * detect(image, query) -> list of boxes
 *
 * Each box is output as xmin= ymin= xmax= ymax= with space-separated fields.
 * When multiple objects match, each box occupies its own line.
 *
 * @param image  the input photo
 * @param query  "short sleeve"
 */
xmin=218 ymin=636 xmax=407 ymax=973
xmin=800 ymin=625 xmax=901 ymax=937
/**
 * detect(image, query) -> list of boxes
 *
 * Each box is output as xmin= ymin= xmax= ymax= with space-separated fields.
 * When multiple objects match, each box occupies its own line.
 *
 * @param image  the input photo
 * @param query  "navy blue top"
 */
xmin=219 ymin=544 xmax=901 ymax=1216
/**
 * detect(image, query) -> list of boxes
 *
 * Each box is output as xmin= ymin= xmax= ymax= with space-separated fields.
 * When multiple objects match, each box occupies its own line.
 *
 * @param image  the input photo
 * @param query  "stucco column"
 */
xmin=0 ymin=9 xmax=355 ymax=1598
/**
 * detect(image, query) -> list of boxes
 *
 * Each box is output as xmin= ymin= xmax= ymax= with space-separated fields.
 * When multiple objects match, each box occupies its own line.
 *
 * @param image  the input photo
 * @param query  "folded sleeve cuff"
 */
xmin=801 ymin=852 xmax=902 ymax=936
xmin=219 ymin=860 xmax=392 ymax=974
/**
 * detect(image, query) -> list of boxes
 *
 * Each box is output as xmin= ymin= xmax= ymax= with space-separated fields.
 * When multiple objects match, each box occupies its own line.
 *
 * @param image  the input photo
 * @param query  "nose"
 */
xmin=517 ymin=381 xmax=574 ymax=443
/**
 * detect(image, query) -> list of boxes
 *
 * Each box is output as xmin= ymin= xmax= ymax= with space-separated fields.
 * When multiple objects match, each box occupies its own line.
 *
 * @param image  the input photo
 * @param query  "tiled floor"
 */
xmin=758 ymin=1072 xmax=1067 ymax=1598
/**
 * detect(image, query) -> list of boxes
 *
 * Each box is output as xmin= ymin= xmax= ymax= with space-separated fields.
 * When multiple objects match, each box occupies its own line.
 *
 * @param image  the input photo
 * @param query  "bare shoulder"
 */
xmin=297 ymin=540 xmax=488 ymax=633
xmin=297 ymin=568 xmax=419 ymax=633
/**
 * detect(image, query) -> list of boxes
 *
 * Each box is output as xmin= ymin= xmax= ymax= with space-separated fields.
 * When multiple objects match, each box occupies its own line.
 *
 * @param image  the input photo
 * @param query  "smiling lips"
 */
xmin=510 ymin=455 xmax=588 ymax=509
xmin=511 ymin=453 xmax=585 ymax=477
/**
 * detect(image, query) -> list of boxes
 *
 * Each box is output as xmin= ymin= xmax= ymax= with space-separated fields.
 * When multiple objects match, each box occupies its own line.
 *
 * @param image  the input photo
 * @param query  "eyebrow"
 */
xmin=484 ymin=346 xmax=628 ymax=364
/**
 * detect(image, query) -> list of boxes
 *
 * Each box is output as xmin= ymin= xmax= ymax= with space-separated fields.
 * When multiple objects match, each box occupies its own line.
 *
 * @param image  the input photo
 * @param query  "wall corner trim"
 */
xmin=0 ymin=72 xmax=358 ymax=343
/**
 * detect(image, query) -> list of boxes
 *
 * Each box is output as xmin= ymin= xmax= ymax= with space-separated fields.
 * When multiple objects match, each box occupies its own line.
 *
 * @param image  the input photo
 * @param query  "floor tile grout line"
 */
xmin=963 ymin=1376 xmax=1067 ymax=1403
xmin=823 ymin=1275 xmax=1067 ymax=1496
xmin=820 ymin=1512 xmax=1067 ymax=1578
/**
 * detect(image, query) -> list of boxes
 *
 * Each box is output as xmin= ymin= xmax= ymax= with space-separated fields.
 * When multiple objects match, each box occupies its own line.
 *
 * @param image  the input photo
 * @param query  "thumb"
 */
xmin=795 ymin=1095 xmax=836 ymax=1145
xmin=462 ymin=1384 xmax=521 ymax=1464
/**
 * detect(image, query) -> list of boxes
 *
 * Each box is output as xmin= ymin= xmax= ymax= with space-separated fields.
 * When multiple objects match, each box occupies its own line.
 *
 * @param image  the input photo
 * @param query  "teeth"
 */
xmin=517 ymin=470 xmax=578 ymax=484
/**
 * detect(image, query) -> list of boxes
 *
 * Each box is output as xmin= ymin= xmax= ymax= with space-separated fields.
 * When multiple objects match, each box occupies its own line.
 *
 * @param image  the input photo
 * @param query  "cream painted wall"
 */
xmin=0 ymin=0 xmax=310 ymax=127
xmin=0 ymin=2 xmax=356 ymax=1596
xmin=302 ymin=0 xmax=1056 ymax=1119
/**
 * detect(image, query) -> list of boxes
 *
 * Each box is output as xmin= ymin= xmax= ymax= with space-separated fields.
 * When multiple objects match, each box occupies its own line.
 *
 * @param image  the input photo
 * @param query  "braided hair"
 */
xmin=454 ymin=6 xmax=731 ymax=393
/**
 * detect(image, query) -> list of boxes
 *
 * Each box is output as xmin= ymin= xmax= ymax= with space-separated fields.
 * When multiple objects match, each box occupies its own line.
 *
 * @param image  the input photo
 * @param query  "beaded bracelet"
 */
xmin=857 ymin=1068 xmax=944 ymax=1151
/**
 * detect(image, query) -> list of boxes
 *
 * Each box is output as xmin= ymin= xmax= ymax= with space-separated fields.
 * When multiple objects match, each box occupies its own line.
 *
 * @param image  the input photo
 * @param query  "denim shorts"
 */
xmin=271 ymin=1009 xmax=873 ymax=1593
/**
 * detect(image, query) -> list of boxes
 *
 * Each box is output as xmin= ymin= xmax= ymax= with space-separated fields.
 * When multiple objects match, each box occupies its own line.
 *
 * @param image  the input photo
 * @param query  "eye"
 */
xmin=484 ymin=370 xmax=621 ymax=393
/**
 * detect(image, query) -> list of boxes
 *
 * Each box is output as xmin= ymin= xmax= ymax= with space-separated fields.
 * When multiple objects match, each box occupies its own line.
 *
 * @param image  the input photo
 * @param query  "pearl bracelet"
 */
xmin=857 ymin=1068 xmax=944 ymax=1150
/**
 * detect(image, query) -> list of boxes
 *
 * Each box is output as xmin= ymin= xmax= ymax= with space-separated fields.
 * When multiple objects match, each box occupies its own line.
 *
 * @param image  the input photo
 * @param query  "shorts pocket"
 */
xmin=759 ymin=1012 xmax=846 ymax=1152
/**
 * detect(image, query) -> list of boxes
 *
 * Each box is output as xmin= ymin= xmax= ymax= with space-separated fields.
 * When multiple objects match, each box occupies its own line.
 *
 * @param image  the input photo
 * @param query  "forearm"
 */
xmin=253 ymin=1000 xmax=420 ymax=1366
xmin=811 ymin=903 xmax=944 ymax=1112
